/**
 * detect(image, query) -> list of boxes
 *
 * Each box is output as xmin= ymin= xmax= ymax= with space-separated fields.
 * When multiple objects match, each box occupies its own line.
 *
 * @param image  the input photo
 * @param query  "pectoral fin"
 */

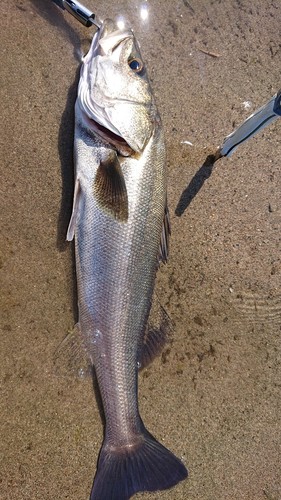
xmin=93 ymin=152 xmax=128 ymax=221
xmin=66 ymin=177 xmax=81 ymax=241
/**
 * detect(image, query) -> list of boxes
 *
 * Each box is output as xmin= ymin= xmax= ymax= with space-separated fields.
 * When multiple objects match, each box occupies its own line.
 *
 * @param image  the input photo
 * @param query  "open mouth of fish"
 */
xmin=83 ymin=111 xmax=135 ymax=157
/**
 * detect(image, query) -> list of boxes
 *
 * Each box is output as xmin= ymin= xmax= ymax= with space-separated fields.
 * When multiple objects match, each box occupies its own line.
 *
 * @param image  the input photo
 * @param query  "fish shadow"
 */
xmin=55 ymin=68 xmax=81 ymax=324
xmin=175 ymin=154 xmax=216 ymax=216
xmin=30 ymin=0 xmax=82 ymax=250
xmin=35 ymin=1 xmax=86 ymax=315
xmin=32 ymin=0 xmax=106 ymax=423
xmin=30 ymin=0 xmax=82 ymax=315
xmin=56 ymin=70 xmax=80 ymax=253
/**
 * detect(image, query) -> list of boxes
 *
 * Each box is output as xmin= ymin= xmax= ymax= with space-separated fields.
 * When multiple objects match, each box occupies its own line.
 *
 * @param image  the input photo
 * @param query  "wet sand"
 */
xmin=0 ymin=1 xmax=280 ymax=499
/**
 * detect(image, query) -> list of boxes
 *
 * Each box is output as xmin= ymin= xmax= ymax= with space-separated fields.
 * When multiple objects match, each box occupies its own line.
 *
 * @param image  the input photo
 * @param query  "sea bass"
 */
xmin=67 ymin=18 xmax=187 ymax=500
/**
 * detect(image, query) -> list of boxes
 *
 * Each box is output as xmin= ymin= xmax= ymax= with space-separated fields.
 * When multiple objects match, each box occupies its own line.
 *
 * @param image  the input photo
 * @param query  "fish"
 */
xmin=66 ymin=18 xmax=188 ymax=500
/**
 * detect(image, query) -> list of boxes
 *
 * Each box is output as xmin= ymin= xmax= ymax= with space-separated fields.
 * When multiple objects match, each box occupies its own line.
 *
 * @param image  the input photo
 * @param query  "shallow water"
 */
xmin=1 ymin=1 xmax=280 ymax=499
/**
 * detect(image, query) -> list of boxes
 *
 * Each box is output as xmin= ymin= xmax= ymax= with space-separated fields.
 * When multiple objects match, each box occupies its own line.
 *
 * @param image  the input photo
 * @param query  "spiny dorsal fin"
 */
xmin=93 ymin=151 xmax=128 ymax=221
xmin=159 ymin=202 xmax=171 ymax=264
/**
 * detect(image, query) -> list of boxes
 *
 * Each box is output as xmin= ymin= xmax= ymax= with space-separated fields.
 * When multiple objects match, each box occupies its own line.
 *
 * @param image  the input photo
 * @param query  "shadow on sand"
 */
xmin=175 ymin=154 xmax=217 ymax=216
xmin=30 ymin=0 xmax=82 ymax=317
xmin=29 ymin=0 xmax=81 ymax=57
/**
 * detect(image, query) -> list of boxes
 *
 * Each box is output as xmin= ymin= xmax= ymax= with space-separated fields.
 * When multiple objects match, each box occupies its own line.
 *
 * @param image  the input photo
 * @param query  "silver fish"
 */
xmin=67 ymin=18 xmax=187 ymax=500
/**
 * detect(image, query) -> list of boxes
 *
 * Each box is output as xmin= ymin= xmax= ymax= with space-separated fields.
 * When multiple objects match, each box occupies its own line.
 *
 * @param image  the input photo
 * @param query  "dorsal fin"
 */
xmin=93 ymin=151 xmax=128 ymax=221
xmin=159 ymin=202 xmax=171 ymax=264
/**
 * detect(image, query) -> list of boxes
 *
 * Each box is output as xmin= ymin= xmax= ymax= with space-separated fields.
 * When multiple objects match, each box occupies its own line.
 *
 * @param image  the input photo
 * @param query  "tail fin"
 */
xmin=90 ymin=429 xmax=188 ymax=500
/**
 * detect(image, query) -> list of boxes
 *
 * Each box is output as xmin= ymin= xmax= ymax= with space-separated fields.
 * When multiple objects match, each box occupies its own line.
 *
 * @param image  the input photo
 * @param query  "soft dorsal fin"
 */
xmin=159 ymin=202 xmax=171 ymax=264
xmin=93 ymin=151 xmax=128 ymax=221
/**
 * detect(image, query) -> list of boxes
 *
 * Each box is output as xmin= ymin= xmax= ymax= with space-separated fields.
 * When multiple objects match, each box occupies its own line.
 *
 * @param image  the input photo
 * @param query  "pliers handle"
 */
xmin=53 ymin=0 xmax=101 ymax=28
xmin=217 ymin=89 xmax=281 ymax=158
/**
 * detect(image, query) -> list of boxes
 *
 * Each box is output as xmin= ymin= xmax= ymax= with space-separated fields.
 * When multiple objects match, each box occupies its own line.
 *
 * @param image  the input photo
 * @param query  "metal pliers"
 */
xmin=216 ymin=89 xmax=281 ymax=159
xmin=53 ymin=0 xmax=101 ymax=28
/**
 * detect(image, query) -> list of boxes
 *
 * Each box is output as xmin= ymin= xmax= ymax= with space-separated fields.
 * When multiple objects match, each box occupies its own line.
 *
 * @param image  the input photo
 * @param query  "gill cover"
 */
xmin=77 ymin=19 xmax=154 ymax=152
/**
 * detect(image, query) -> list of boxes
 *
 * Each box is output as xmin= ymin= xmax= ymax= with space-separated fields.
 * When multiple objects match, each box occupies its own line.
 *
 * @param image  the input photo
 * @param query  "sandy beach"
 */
xmin=1 ymin=1 xmax=280 ymax=499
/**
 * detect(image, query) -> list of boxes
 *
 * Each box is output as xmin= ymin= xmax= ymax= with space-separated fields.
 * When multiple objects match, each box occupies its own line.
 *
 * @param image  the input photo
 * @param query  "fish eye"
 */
xmin=128 ymin=58 xmax=143 ymax=73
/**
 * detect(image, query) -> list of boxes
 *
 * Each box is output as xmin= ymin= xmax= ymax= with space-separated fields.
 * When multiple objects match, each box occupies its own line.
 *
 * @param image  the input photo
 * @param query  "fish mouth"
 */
xmin=81 ymin=109 xmax=135 ymax=157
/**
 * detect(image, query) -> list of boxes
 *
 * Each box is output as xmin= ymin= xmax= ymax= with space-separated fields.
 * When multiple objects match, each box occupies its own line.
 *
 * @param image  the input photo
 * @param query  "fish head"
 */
xmin=77 ymin=19 xmax=157 ymax=153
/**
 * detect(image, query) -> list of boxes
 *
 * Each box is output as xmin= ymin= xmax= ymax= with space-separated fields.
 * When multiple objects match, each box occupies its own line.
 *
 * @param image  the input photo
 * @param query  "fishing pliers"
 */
xmin=217 ymin=89 xmax=281 ymax=158
xmin=52 ymin=0 xmax=101 ymax=27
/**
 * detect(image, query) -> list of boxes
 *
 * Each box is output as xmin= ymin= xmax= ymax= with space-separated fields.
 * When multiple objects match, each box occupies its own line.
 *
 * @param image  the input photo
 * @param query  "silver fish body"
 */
xmin=67 ymin=19 xmax=187 ymax=500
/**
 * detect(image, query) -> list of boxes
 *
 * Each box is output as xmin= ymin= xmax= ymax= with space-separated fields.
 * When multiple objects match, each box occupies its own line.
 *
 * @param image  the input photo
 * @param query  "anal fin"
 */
xmin=138 ymin=298 xmax=172 ymax=369
xmin=53 ymin=324 xmax=92 ymax=379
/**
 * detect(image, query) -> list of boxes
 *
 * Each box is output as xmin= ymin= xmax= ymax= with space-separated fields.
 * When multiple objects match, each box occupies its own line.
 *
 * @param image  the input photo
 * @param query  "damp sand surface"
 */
xmin=1 ymin=1 xmax=280 ymax=499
